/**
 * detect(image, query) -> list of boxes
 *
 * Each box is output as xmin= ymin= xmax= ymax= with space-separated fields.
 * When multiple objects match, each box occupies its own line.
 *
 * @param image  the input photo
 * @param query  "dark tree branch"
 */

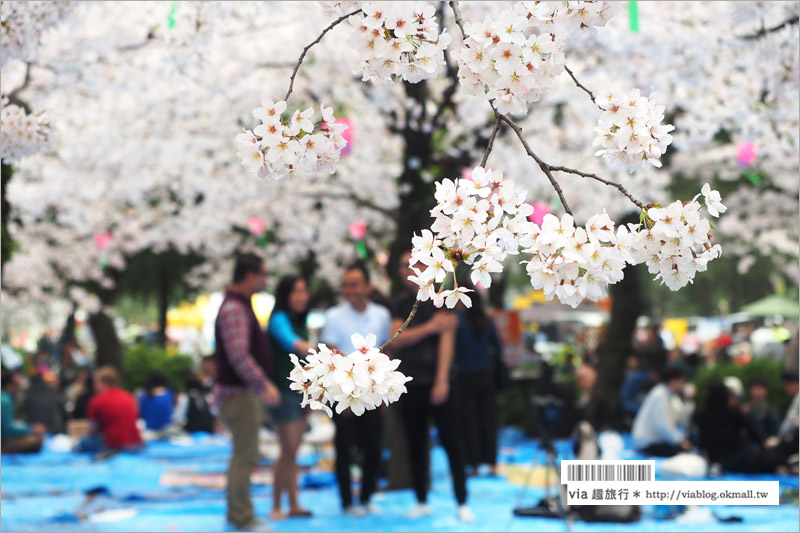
xmin=6 ymin=63 xmax=32 ymax=108
xmin=448 ymin=1 xmax=467 ymax=37
xmin=285 ymin=8 xmax=362 ymax=101
xmin=117 ymin=28 xmax=158 ymax=52
xmin=564 ymin=65 xmax=597 ymax=105
xmin=548 ymin=166 xmax=646 ymax=211
xmin=740 ymin=15 xmax=798 ymax=40
xmin=495 ymin=112 xmax=573 ymax=216
xmin=256 ymin=61 xmax=297 ymax=69
xmin=380 ymin=300 xmax=419 ymax=350
xmin=480 ymin=116 xmax=502 ymax=167
xmin=309 ymin=188 xmax=396 ymax=219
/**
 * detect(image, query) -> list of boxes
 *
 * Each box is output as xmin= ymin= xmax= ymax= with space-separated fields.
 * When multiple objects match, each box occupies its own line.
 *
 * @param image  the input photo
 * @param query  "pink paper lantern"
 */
xmin=248 ymin=216 xmax=266 ymax=237
xmin=94 ymin=232 xmax=113 ymax=250
xmin=737 ymin=142 xmax=757 ymax=167
xmin=528 ymin=203 xmax=551 ymax=227
xmin=348 ymin=221 xmax=367 ymax=240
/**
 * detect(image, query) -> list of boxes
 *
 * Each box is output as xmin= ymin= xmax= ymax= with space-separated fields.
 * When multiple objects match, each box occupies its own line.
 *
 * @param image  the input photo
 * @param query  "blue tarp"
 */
xmin=2 ymin=429 xmax=798 ymax=532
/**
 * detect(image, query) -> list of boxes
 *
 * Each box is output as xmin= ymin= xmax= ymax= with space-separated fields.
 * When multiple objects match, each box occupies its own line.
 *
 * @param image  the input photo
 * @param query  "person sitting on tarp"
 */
xmin=777 ymin=369 xmax=799 ymax=440
xmin=138 ymin=371 xmax=175 ymax=433
xmin=78 ymin=366 xmax=142 ymax=453
xmin=742 ymin=376 xmax=781 ymax=442
xmin=695 ymin=379 xmax=796 ymax=473
xmin=1 ymin=370 xmax=46 ymax=454
xmin=22 ymin=369 xmax=66 ymax=435
xmin=173 ymin=372 xmax=215 ymax=434
xmin=632 ymin=366 xmax=694 ymax=457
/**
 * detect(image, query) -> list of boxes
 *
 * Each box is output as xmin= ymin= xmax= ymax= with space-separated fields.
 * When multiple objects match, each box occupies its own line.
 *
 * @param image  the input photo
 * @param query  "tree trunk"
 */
xmin=488 ymin=271 xmax=507 ymax=308
xmin=387 ymin=82 xmax=436 ymax=298
xmin=1 ymin=162 xmax=16 ymax=279
xmin=61 ymin=309 xmax=76 ymax=345
xmin=88 ymin=310 xmax=123 ymax=370
xmin=586 ymin=214 xmax=644 ymax=431
xmin=157 ymin=265 xmax=169 ymax=347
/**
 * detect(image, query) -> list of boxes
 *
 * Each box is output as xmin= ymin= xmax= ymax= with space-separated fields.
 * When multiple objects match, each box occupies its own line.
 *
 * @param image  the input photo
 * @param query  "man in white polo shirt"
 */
xmin=320 ymin=262 xmax=391 ymax=517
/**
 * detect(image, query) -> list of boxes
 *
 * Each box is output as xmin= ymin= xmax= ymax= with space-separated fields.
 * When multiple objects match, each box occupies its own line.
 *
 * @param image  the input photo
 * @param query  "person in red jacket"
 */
xmin=84 ymin=365 xmax=143 ymax=451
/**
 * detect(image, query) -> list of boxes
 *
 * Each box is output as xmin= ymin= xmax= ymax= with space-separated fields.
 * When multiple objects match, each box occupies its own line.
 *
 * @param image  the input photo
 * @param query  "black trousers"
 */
xmin=457 ymin=370 xmax=498 ymax=468
xmin=399 ymin=384 xmax=468 ymax=505
xmin=640 ymin=442 xmax=684 ymax=457
xmin=333 ymin=408 xmax=384 ymax=508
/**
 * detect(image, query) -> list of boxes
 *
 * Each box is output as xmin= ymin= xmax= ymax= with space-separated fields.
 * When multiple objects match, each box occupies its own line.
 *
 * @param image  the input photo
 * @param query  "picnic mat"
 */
xmin=2 ymin=429 xmax=798 ymax=532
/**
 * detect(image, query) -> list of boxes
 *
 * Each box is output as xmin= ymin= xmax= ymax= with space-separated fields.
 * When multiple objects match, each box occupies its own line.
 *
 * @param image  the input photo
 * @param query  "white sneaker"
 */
xmin=364 ymin=502 xmax=382 ymax=515
xmin=405 ymin=503 xmax=433 ymax=519
xmin=457 ymin=505 xmax=476 ymax=523
xmin=345 ymin=505 xmax=367 ymax=517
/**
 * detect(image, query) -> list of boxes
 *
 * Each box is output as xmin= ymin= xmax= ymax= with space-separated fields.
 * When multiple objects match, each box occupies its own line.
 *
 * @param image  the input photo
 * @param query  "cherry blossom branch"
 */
xmin=480 ymin=116 xmax=502 ymax=168
xmin=495 ymin=111 xmax=574 ymax=216
xmin=380 ymin=300 xmax=420 ymax=350
xmin=564 ymin=65 xmax=597 ymax=105
xmin=447 ymin=2 xmax=572 ymax=214
xmin=548 ymin=166 xmax=646 ymax=211
xmin=447 ymin=2 xmax=646 ymax=216
xmin=285 ymin=8 xmax=362 ymax=101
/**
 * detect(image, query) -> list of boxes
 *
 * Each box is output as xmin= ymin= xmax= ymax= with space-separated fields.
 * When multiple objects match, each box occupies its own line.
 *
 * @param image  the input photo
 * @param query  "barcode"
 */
xmin=561 ymin=460 xmax=655 ymax=483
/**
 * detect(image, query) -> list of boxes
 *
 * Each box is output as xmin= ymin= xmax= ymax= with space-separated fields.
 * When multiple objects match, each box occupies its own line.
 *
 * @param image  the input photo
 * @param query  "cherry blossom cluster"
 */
xmin=409 ymin=171 xmax=726 ymax=308
xmin=235 ymin=98 xmax=348 ymax=180
xmin=524 ymin=211 xmax=626 ymax=308
xmin=1 ymin=97 xmax=52 ymax=164
xmin=321 ymin=1 xmax=452 ymax=84
xmin=452 ymin=2 xmax=621 ymax=115
xmin=0 ymin=0 xmax=73 ymax=67
xmin=628 ymin=184 xmax=726 ymax=291
xmin=287 ymin=333 xmax=412 ymax=416
xmin=593 ymin=88 xmax=675 ymax=173
xmin=409 ymin=167 xmax=538 ymax=308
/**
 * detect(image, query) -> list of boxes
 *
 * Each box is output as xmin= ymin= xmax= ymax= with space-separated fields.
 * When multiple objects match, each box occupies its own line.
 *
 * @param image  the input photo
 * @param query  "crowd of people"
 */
xmin=572 ymin=318 xmax=799 ymax=475
xmin=2 ymin=250 xmax=798 ymax=531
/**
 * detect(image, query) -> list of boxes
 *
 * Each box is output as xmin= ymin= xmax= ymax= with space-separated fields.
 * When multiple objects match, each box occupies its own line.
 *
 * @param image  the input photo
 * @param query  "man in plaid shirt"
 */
xmin=213 ymin=253 xmax=281 ymax=530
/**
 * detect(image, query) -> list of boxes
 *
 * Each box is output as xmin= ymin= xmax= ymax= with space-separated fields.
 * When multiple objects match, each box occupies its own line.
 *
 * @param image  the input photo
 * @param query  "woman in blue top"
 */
xmin=266 ymin=275 xmax=313 ymax=519
xmin=138 ymin=371 xmax=174 ymax=432
xmin=454 ymin=279 xmax=503 ymax=476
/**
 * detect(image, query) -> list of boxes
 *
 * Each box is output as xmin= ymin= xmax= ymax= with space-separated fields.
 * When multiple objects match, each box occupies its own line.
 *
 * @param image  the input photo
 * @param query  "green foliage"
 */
xmin=122 ymin=343 xmax=194 ymax=393
xmin=1 ymin=162 xmax=19 ymax=267
xmin=497 ymin=382 xmax=539 ymax=435
xmin=115 ymin=249 xmax=205 ymax=304
xmin=693 ymin=357 xmax=792 ymax=414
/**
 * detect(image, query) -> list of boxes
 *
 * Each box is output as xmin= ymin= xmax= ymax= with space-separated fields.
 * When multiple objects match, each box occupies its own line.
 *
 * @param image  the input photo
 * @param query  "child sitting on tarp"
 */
xmin=138 ymin=371 xmax=175 ymax=434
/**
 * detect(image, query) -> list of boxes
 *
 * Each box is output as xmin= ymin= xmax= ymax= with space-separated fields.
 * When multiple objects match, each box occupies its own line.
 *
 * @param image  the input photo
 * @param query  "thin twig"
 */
xmin=495 ymin=112 xmax=573 ymax=216
xmin=380 ymin=300 xmax=420 ymax=351
xmin=285 ymin=8 xmax=362 ymax=101
xmin=549 ymin=166 xmax=646 ymax=211
xmin=452 ymin=0 xmax=642 ymax=216
xmin=480 ymin=116 xmax=502 ymax=168
xmin=564 ymin=65 xmax=597 ymax=105
xmin=448 ymin=1 xmax=467 ymax=38
xmin=310 ymin=190 xmax=396 ymax=219
xmin=740 ymin=15 xmax=798 ymax=40
xmin=257 ymin=61 xmax=297 ymax=69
